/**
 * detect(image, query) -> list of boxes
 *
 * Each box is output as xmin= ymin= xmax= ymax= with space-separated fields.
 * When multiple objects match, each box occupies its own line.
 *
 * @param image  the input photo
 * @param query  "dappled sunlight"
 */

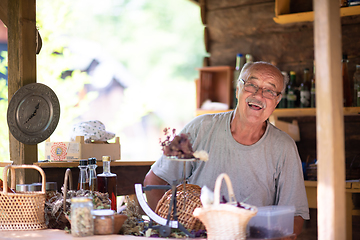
xmin=32 ymin=0 xmax=204 ymax=161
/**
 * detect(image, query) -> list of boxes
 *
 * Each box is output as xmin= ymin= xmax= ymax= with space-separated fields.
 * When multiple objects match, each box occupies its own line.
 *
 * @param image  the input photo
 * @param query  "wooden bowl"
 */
xmin=113 ymin=214 xmax=128 ymax=234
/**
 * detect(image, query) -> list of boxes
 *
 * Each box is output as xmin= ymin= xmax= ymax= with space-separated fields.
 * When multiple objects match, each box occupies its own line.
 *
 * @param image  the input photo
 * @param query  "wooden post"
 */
xmin=313 ymin=0 xmax=346 ymax=239
xmin=7 ymin=0 xmax=38 ymax=183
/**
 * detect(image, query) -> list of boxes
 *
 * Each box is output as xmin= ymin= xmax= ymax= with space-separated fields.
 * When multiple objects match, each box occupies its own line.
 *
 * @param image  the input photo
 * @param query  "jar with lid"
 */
xmin=92 ymin=209 xmax=115 ymax=235
xmin=71 ymin=197 xmax=94 ymax=237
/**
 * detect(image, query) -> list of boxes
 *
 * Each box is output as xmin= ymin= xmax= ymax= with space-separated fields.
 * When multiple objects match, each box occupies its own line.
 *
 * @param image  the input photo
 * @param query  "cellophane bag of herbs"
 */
xmin=44 ymin=188 xmax=111 ymax=230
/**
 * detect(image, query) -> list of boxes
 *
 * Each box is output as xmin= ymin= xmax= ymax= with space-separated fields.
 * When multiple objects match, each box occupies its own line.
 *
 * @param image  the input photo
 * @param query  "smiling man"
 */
xmin=144 ymin=61 xmax=310 ymax=236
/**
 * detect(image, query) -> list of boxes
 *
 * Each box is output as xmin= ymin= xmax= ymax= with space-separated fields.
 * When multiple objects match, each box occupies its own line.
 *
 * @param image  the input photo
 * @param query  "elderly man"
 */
xmin=144 ymin=61 xmax=309 ymax=236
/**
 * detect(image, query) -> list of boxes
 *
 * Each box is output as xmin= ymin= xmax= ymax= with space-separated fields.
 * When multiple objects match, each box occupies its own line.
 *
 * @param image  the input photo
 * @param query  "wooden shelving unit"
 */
xmin=196 ymin=107 xmax=360 ymax=118
xmin=273 ymin=0 xmax=360 ymax=24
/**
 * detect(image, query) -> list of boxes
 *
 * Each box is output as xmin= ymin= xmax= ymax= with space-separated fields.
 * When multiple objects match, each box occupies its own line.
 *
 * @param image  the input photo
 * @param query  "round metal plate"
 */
xmin=7 ymin=83 xmax=60 ymax=145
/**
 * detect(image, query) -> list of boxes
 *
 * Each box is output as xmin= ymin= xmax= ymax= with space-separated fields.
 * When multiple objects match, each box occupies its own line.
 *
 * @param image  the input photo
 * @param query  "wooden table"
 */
xmin=34 ymin=160 xmax=155 ymax=195
xmin=0 ymin=229 xmax=296 ymax=239
xmin=305 ymin=180 xmax=360 ymax=240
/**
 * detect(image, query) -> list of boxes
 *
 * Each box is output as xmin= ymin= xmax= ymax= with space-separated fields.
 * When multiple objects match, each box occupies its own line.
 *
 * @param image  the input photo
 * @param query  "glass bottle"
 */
xmin=287 ymin=71 xmax=297 ymax=108
xmin=97 ymin=156 xmax=117 ymax=211
xmin=233 ymin=53 xmax=244 ymax=109
xmin=88 ymin=157 xmax=98 ymax=192
xmin=353 ymin=65 xmax=360 ymax=106
xmin=310 ymin=62 xmax=316 ymax=108
xmin=342 ymin=54 xmax=353 ymax=107
xmin=277 ymin=71 xmax=288 ymax=108
xmin=300 ymin=68 xmax=311 ymax=108
xmin=78 ymin=159 xmax=89 ymax=190
xmin=71 ymin=197 xmax=94 ymax=237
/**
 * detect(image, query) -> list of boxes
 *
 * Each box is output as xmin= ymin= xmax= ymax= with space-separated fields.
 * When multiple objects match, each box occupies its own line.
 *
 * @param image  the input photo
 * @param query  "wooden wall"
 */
xmin=202 ymin=0 xmax=360 ymax=179
xmin=203 ymin=0 xmax=360 ymax=84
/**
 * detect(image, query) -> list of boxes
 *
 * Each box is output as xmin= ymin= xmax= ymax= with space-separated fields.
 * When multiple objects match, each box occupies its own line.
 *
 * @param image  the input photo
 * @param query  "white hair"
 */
xmin=237 ymin=61 xmax=288 ymax=94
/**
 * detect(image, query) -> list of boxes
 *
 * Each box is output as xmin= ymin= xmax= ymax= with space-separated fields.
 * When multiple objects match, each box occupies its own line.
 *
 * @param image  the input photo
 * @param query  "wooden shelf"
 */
xmin=34 ymin=160 xmax=155 ymax=168
xmin=273 ymin=0 xmax=360 ymax=24
xmin=196 ymin=107 xmax=360 ymax=117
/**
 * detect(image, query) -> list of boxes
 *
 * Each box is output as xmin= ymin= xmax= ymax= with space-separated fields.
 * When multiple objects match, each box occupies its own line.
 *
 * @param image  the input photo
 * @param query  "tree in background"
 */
xmin=0 ymin=51 xmax=9 ymax=162
xmin=35 ymin=0 xmax=205 ymax=160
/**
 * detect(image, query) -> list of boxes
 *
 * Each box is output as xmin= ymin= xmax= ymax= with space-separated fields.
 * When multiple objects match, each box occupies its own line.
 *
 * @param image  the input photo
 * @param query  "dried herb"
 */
xmin=160 ymin=128 xmax=195 ymax=159
xmin=120 ymin=195 xmax=145 ymax=236
xmin=44 ymin=188 xmax=111 ymax=230
xmin=249 ymin=226 xmax=285 ymax=238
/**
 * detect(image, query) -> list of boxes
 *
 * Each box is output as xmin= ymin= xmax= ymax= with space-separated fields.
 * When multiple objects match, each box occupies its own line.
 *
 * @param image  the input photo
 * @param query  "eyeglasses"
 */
xmin=240 ymin=79 xmax=282 ymax=100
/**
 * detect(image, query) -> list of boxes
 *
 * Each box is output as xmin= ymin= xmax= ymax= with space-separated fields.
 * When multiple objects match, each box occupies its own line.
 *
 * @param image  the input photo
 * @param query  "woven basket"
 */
xmin=155 ymin=183 xmax=205 ymax=231
xmin=0 ymin=165 xmax=47 ymax=230
xmin=193 ymin=173 xmax=258 ymax=240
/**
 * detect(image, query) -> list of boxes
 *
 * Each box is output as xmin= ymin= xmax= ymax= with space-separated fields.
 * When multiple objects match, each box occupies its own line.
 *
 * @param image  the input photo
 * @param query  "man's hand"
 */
xmin=294 ymin=216 xmax=304 ymax=236
xmin=143 ymin=170 xmax=168 ymax=210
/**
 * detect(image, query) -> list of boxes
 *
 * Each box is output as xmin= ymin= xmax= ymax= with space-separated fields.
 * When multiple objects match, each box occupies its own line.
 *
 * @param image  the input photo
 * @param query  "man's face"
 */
xmin=236 ymin=63 xmax=283 ymax=124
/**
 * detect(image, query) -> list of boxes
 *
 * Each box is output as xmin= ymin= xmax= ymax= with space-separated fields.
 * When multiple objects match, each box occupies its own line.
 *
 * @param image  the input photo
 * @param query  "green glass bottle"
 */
xmin=300 ymin=68 xmax=311 ymax=108
xmin=310 ymin=62 xmax=316 ymax=108
xmin=287 ymin=71 xmax=297 ymax=108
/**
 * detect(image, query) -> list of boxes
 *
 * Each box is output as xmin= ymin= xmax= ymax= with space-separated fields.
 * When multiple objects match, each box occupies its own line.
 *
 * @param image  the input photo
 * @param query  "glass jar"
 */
xmin=92 ymin=209 xmax=115 ymax=235
xmin=71 ymin=197 xmax=94 ymax=237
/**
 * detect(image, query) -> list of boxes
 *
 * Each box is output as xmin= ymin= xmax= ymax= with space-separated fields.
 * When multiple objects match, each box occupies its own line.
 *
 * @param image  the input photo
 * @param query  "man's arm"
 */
xmin=143 ymin=170 xmax=168 ymax=211
xmin=294 ymin=216 xmax=304 ymax=236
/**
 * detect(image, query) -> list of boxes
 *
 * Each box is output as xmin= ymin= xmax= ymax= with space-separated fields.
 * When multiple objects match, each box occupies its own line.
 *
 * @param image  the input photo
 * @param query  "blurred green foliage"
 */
xmin=0 ymin=51 xmax=9 ymax=162
xmin=1 ymin=0 xmax=205 ymax=161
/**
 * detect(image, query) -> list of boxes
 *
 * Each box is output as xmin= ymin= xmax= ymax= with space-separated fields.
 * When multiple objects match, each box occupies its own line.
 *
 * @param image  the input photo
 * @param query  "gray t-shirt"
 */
xmin=151 ymin=111 xmax=310 ymax=220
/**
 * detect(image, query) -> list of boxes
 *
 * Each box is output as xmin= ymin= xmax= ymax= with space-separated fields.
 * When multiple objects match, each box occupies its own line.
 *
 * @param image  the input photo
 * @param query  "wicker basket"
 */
xmin=0 ymin=165 xmax=47 ymax=230
xmin=193 ymin=173 xmax=258 ymax=240
xmin=155 ymin=183 xmax=205 ymax=231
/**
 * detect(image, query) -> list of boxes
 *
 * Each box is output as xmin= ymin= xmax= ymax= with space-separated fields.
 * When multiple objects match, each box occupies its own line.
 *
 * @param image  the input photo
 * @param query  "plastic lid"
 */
xmin=79 ymin=159 xmax=88 ymax=166
xmin=71 ymin=197 xmax=92 ymax=203
xmin=88 ymin=157 xmax=97 ymax=165
xmin=92 ymin=209 xmax=115 ymax=216
xmin=102 ymin=156 xmax=111 ymax=161
xmin=255 ymin=205 xmax=295 ymax=216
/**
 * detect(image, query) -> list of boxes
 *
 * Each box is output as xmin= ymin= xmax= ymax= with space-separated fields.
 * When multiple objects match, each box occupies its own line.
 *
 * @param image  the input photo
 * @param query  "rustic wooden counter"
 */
xmin=33 ymin=160 xmax=155 ymax=195
xmin=0 ymin=230 xmax=144 ymax=240
xmin=0 ymin=229 xmax=296 ymax=240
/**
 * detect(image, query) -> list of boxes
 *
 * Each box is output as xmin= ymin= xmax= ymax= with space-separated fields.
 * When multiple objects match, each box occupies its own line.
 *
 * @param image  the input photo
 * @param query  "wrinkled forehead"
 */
xmin=243 ymin=63 xmax=283 ymax=83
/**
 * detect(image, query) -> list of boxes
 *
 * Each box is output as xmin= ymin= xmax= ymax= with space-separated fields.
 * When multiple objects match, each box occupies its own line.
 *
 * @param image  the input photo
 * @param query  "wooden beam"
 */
xmin=0 ymin=0 xmax=8 ymax=27
xmin=314 ymin=0 xmax=346 ymax=239
xmin=7 ymin=0 xmax=38 ymax=184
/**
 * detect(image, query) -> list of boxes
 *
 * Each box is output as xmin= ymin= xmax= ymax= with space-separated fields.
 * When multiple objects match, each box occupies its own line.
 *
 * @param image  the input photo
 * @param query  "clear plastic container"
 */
xmin=71 ymin=197 xmax=94 ymax=237
xmin=92 ymin=209 xmax=114 ymax=235
xmin=247 ymin=205 xmax=295 ymax=238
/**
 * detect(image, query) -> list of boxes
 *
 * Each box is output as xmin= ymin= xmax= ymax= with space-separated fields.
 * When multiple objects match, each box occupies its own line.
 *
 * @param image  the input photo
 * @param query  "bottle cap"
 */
xmin=102 ymin=156 xmax=111 ymax=162
xmin=88 ymin=157 xmax=97 ymax=165
xmin=71 ymin=197 xmax=92 ymax=203
xmin=92 ymin=209 xmax=115 ymax=216
xmin=290 ymin=71 xmax=296 ymax=75
xmin=79 ymin=159 xmax=88 ymax=166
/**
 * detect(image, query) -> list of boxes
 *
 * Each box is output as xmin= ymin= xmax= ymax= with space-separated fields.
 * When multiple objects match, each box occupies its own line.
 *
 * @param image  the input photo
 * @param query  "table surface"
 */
xmin=0 ymin=229 xmax=296 ymax=240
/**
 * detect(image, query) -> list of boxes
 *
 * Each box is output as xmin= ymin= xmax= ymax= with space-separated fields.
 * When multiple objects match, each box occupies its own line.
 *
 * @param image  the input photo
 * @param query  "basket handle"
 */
xmin=2 ymin=164 xmax=46 ymax=193
xmin=213 ymin=173 xmax=237 ymax=205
